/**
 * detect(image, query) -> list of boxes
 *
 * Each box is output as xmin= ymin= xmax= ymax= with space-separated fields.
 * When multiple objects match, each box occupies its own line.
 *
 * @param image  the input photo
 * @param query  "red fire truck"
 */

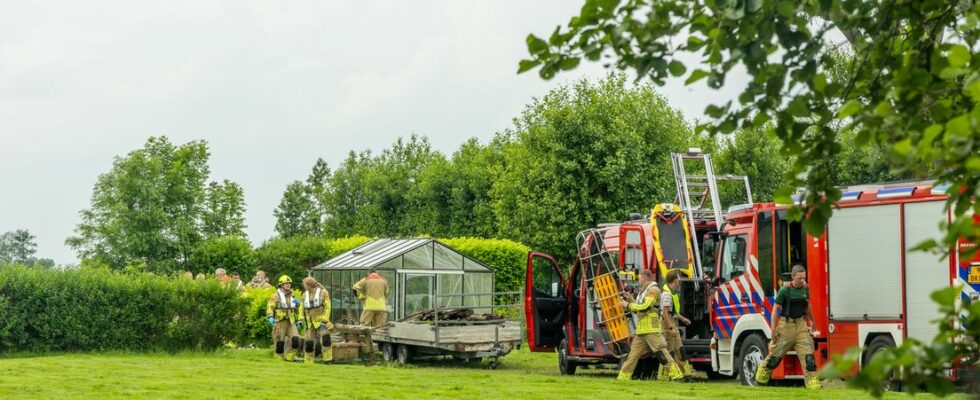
xmin=524 ymin=151 xmax=749 ymax=376
xmin=705 ymin=182 xmax=980 ymax=386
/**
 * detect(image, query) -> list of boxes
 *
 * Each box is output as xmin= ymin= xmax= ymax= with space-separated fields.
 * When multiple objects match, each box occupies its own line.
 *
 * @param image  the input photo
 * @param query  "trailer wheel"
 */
xmin=396 ymin=344 xmax=413 ymax=365
xmin=558 ymin=339 xmax=577 ymax=376
xmin=864 ymin=336 xmax=901 ymax=392
xmin=737 ymin=334 xmax=767 ymax=387
xmin=382 ymin=343 xmax=395 ymax=363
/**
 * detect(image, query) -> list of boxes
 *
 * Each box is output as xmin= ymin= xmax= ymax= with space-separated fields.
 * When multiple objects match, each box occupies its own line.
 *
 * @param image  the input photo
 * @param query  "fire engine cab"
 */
xmin=705 ymin=182 xmax=980 ymax=386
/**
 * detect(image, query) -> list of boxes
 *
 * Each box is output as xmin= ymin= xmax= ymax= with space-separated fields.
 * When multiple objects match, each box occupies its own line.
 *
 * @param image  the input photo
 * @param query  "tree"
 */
xmin=715 ymin=126 xmax=790 ymax=205
xmin=188 ymin=236 xmax=255 ymax=278
xmin=66 ymin=136 xmax=243 ymax=274
xmin=0 ymin=229 xmax=38 ymax=265
xmin=202 ymin=180 xmax=247 ymax=238
xmin=519 ymin=0 xmax=977 ymax=257
xmin=322 ymin=151 xmax=371 ymax=237
xmin=491 ymin=74 xmax=708 ymax=260
xmin=519 ymin=1 xmax=978 ymax=394
xmin=274 ymin=159 xmax=332 ymax=238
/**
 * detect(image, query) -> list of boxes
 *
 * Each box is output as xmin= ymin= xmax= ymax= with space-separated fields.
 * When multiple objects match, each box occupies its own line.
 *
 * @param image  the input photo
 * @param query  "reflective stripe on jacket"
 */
xmin=630 ymin=282 xmax=663 ymax=334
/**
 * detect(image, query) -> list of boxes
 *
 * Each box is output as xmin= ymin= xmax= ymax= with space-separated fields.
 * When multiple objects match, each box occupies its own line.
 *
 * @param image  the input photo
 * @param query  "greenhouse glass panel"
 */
xmin=437 ymin=273 xmax=463 ymax=307
xmin=403 ymin=274 xmax=434 ymax=317
xmin=377 ymin=256 xmax=402 ymax=270
xmin=434 ymin=244 xmax=463 ymax=270
xmin=404 ymin=244 xmax=434 ymax=269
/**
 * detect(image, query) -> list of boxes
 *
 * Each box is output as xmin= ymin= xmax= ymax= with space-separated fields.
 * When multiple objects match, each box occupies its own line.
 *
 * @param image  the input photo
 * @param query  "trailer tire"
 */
xmin=558 ymin=339 xmax=577 ymax=376
xmin=737 ymin=333 xmax=767 ymax=387
xmin=396 ymin=344 xmax=412 ymax=365
xmin=382 ymin=343 xmax=395 ymax=363
xmin=864 ymin=335 xmax=901 ymax=392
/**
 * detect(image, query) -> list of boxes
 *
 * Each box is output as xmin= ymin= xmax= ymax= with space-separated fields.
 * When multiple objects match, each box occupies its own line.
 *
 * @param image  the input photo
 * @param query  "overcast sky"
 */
xmin=0 ymin=1 xmax=746 ymax=265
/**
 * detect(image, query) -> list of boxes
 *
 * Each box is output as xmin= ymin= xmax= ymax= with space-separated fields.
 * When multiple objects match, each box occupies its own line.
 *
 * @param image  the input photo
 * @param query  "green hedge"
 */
xmin=0 ymin=265 xmax=247 ymax=353
xmin=441 ymin=237 xmax=529 ymax=294
xmin=253 ymin=235 xmax=371 ymax=282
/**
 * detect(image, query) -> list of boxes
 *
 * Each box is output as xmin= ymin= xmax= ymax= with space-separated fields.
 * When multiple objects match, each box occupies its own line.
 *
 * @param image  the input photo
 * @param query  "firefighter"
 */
xmin=300 ymin=277 xmax=333 ymax=364
xmin=756 ymin=264 xmax=821 ymax=389
xmin=267 ymin=275 xmax=302 ymax=361
xmin=352 ymin=267 xmax=388 ymax=328
xmin=661 ymin=270 xmax=693 ymax=379
xmin=616 ymin=269 xmax=684 ymax=381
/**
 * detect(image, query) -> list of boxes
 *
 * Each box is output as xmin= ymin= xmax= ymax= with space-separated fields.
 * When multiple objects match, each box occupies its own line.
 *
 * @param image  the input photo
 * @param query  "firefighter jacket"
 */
xmin=353 ymin=273 xmax=388 ymax=312
xmin=267 ymin=288 xmax=300 ymax=323
xmin=629 ymin=282 xmax=663 ymax=335
xmin=301 ymin=286 xmax=331 ymax=330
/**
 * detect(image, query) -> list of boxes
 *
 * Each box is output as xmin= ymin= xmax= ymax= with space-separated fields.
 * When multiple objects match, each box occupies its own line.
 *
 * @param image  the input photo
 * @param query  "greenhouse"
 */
xmin=310 ymin=238 xmax=495 ymax=325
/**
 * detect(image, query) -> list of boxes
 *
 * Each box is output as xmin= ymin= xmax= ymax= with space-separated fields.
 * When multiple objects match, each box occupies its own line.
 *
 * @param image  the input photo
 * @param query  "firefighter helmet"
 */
xmin=278 ymin=275 xmax=293 ymax=286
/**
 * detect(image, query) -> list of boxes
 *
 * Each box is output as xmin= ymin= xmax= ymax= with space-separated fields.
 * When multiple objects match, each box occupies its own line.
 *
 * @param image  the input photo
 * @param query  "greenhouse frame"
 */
xmin=310 ymin=238 xmax=495 ymax=325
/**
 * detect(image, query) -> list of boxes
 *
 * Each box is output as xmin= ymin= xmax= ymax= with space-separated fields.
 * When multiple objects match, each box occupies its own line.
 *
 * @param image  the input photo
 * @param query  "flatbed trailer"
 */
xmin=372 ymin=291 xmax=523 ymax=369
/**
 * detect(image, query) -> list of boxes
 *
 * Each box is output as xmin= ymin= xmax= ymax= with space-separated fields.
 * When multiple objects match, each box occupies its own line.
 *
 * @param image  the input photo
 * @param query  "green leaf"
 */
xmin=873 ymin=101 xmax=893 ymax=117
xmin=813 ymin=73 xmax=827 ymax=94
xmin=837 ymin=100 xmax=862 ymax=119
xmin=945 ymin=115 xmax=970 ymax=138
xmin=668 ymin=60 xmax=687 ymax=77
xmin=746 ymin=0 xmax=763 ymax=12
xmin=940 ymin=67 xmax=968 ymax=79
xmin=776 ymin=0 xmax=795 ymax=18
xmin=930 ymin=286 xmax=960 ymax=308
xmin=558 ymin=57 xmax=581 ymax=71
xmin=966 ymin=79 xmax=980 ymax=101
xmin=685 ymin=69 xmax=709 ymax=85
xmin=788 ymin=97 xmax=809 ymax=117
xmin=892 ymin=138 xmax=912 ymax=155
xmin=526 ymin=34 xmax=549 ymax=56
xmin=947 ymin=44 xmax=970 ymax=68
xmin=517 ymin=59 xmax=542 ymax=74
xmin=967 ymin=156 xmax=980 ymax=172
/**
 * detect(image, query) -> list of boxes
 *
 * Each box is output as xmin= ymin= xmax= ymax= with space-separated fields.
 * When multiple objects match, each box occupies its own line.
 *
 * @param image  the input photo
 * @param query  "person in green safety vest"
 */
xmin=616 ymin=269 xmax=684 ymax=381
xmin=661 ymin=270 xmax=694 ymax=379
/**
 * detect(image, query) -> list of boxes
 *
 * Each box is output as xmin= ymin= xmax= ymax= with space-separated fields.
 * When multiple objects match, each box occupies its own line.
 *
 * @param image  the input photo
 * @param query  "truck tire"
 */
xmin=864 ymin=335 xmax=901 ymax=392
xmin=396 ymin=344 xmax=413 ymax=365
xmin=382 ymin=343 xmax=395 ymax=363
xmin=737 ymin=333 xmax=768 ymax=387
xmin=558 ymin=339 xmax=577 ymax=376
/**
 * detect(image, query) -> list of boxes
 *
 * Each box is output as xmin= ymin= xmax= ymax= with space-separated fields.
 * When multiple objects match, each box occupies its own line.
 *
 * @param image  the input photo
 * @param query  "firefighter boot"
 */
xmin=681 ymin=361 xmax=694 ymax=377
xmin=616 ymin=371 xmax=632 ymax=380
xmin=657 ymin=364 xmax=669 ymax=381
xmin=665 ymin=363 xmax=684 ymax=381
xmin=805 ymin=376 xmax=822 ymax=390
xmin=755 ymin=366 xmax=771 ymax=384
xmin=323 ymin=347 xmax=333 ymax=362
xmin=304 ymin=353 xmax=314 ymax=364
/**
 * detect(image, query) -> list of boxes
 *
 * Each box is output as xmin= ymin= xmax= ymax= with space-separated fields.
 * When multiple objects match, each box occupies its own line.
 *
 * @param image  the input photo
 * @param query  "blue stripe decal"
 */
xmin=877 ymin=187 xmax=914 ymax=198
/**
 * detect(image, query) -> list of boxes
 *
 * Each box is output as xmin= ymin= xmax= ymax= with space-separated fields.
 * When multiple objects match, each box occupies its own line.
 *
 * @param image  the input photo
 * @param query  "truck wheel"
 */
xmin=382 ymin=343 xmax=395 ymax=363
xmin=737 ymin=334 xmax=767 ymax=387
xmin=864 ymin=336 xmax=901 ymax=392
xmin=396 ymin=344 xmax=412 ymax=365
xmin=558 ymin=339 xmax=577 ymax=376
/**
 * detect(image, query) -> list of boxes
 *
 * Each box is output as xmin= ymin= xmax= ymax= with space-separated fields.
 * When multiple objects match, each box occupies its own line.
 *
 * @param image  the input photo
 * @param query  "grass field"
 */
xmin=0 ymin=347 xmax=960 ymax=399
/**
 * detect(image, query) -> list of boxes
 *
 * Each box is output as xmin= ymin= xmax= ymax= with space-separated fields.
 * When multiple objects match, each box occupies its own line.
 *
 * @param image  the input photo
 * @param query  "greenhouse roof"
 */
xmin=312 ymin=238 xmax=493 ymax=272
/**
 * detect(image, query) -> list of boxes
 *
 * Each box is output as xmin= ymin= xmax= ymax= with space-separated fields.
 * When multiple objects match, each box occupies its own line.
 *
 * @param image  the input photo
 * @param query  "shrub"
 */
xmin=189 ymin=236 xmax=255 ymax=277
xmin=441 ymin=237 xmax=529 ymax=294
xmin=254 ymin=236 xmax=371 ymax=282
xmin=0 ymin=265 xmax=247 ymax=353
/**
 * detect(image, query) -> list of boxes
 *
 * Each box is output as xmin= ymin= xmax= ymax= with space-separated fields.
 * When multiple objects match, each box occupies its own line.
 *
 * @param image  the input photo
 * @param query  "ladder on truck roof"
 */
xmin=670 ymin=149 xmax=754 ymax=277
xmin=577 ymin=229 xmax=632 ymax=357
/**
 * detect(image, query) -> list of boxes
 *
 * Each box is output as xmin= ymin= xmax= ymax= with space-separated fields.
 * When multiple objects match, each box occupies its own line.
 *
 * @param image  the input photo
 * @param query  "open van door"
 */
xmin=525 ymin=252 xmax=567 ymax=352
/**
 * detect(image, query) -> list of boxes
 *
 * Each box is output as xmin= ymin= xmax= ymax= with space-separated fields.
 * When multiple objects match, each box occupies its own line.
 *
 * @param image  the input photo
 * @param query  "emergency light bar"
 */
xmin=931 ymin=183 xmax=951 ymax=195
xmin=840 ymin=191 xmax=861 ymax=202
xmin=875 ymin=187 xmax=915 ymax=199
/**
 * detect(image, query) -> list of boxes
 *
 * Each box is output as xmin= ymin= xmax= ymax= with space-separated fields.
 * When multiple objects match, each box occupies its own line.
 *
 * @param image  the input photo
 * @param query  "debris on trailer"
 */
xmin=400 ymin=308 xmax=505 ymax=323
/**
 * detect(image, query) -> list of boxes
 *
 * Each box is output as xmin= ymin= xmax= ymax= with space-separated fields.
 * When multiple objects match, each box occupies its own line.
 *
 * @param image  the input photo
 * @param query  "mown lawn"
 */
xmin=0 ymin=347 xmax=960 ymax=399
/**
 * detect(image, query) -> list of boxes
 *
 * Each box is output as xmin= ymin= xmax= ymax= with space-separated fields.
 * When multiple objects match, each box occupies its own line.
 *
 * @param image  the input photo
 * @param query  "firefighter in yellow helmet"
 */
xmin=616 ymin=269 xmax=684 ymax=381
xmin=267 ymin=275 xmax=302 ymax=361
xmin=352 ymin=267 xmax=388 ymax=328
xmin=661 ymin=270 xmax=694 ymax=379
xmin=756 ymin=265 xmax=821 ymax=389
xmin=300 ymin=276 xmax=333 ymax=364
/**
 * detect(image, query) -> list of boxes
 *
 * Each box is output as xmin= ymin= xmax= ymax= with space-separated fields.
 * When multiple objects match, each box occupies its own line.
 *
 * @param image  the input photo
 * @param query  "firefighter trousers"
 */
xmin=758 ymin=318 xmax=818 ymax=386
xmin=360 ymin=310 xmax=387 ymax=328
xmin=272 ymin=320 xmax=300 ymax=361
xmin=617 ymin=333 xmax=682 ymax=380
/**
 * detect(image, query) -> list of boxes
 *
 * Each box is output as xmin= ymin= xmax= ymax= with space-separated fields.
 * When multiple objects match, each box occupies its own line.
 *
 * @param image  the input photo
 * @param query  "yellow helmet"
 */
xmin=278 ymin=275 xmax=293 ymax=286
